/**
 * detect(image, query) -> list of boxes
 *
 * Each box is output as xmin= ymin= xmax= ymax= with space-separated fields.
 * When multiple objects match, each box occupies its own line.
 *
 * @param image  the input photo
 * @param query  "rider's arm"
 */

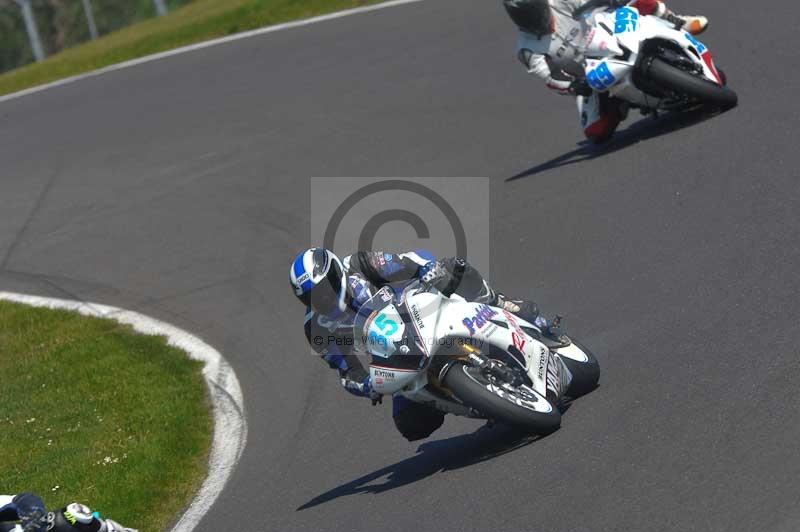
xmin=347 ymin=250 xmax=436 ymax=285
xmin=350 ymin=251 xmax=487 ymax=301
xmin=517 ymin=47 xmax=551 ymax=81
xmin=516 ymin=36 xmax=574 ymax=95
xmin=0 ymin=494 xmax=46 ymax=529
xmin=519 ymin=49 xmax=575 ymax=94
xmin=304 ymin=311 xmax=372 ymax=398
xmin=349 ymin=250 xmax=468 ymax=299
xmin=0 ymin=495 xmax=19 ymax=522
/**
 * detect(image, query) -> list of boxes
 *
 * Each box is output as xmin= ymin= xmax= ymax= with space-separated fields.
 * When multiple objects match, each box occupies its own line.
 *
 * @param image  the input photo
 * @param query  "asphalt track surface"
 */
xmin=1 ymin=1 xmax=799 ymax=531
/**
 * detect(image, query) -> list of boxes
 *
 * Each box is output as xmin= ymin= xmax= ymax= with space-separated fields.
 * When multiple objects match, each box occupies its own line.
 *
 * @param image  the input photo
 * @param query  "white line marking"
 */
xmin=0 ymin=292 xmax=247 ymax=532
xmin=0 ymin=0 xmax=425 ymax=105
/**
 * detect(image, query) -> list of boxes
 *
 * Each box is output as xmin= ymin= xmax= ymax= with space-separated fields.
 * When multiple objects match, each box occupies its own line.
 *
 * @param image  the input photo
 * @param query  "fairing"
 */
xmin=582 ymin=6 xmax=722 ymax=107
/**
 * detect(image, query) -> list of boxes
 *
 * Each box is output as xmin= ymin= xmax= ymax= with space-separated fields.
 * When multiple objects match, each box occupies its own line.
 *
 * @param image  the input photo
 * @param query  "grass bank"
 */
xmin=0 ymin=300 xmax=212 ymax=532
xmin=0 ymin=0 xmax=383 ymax=97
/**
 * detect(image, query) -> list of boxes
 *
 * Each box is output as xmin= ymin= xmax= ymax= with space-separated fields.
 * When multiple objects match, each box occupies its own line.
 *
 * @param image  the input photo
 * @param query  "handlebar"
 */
xmin=399 ymin=278 xmax=440 ymax=304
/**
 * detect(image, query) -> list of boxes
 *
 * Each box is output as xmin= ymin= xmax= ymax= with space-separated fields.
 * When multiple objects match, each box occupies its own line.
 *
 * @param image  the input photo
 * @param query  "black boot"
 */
xmin=660 ymin=9 xmax=686 ymax=30
xmin=545 ymin=314 xmax=565 ymax=340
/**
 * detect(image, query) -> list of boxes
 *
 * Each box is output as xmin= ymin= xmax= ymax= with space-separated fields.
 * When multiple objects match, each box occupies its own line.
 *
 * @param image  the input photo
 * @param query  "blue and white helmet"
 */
xmin=289 ymin=248 xmax=347 ymax=315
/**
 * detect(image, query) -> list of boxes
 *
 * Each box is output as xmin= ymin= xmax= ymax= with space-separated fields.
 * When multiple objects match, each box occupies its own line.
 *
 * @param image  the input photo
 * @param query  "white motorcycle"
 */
xmin=356 ymin=281 xmax=600 ymax=434
xmin=574 ymin=0 xmax=737 ymax=113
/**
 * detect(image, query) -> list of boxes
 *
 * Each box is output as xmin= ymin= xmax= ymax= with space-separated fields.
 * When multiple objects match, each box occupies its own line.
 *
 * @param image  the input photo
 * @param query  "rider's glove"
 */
xmin=546 ymin=77 xmax=573 ymax=96
xmin=569 ymin=78 xmax=593 ymax=97
xmin=418 ymin=261 xmax=448 ymax=285
xmin=419 ymin=260 xmax=460 ymax=296
xmin=370 ymin=390 xmax=383 ymax=406
xmin=544 ymin=315 xmax=565 ymax=339
xmin=341 ymin=369 xmax=375 ymax=399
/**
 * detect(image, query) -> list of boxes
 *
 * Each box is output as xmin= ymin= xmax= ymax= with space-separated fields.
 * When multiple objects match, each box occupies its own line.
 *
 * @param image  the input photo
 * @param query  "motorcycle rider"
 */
xmin=290 ymin=248 xmax=553 ymax=441
xmin=0 ymin=493 xmax=136 ymax=532
xmin=503 ymin=0 xmax=709 ymax=142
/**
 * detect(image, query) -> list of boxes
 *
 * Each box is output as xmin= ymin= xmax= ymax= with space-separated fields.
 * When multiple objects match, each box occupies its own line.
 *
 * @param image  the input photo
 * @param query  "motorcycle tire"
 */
xmin=443 ymin=362 xmax=561 ymax=435
xmin=557 ymin=339 xmax=601 ymax=398
xmin=644 ymin=57 xmax=738 ymax=109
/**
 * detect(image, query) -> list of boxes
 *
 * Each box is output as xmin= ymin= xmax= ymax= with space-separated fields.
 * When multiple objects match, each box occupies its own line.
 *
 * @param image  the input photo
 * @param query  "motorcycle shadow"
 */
xmin=296 ymin=423 xmax=543 ymax=511
xmin=506 ymin=107 xmax=726 ymax=182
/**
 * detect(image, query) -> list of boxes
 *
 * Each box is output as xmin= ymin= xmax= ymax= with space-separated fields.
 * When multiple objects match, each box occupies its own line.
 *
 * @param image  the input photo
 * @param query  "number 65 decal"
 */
xmin=587 ymin=62 xmax=617 ymax=91
xmin=614 ymin=7 xmax=638 ymax=33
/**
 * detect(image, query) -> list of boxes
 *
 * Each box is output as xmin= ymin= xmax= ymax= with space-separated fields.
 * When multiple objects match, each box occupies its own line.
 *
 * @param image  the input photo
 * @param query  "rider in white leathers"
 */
xmin=504 ymin=0 xmax=709 ymax=142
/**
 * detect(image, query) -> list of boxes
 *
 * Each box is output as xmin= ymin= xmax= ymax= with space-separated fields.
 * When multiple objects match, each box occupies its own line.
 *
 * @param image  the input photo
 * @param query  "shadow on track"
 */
xmin=296 ymin=424 xmax=542 ymax=511
xmin=506 ymin=108 xmax=722 ymax=182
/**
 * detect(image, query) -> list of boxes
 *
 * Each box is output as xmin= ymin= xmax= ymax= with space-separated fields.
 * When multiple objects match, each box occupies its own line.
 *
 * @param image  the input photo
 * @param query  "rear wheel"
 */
xmin=443 ymin=362 xmax=561 ymax=434
xmin=643 ymin=57 xmax=738 ymax=109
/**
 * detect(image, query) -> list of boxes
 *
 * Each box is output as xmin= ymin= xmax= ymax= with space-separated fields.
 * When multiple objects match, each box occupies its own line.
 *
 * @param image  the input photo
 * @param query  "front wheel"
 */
xmin=443 ymin=362 xmax=561 ymax=434
xmin=643 ymin=57 xmax=738 ymax=109
xmin=556 ymin=339 xmax=601 ymax=398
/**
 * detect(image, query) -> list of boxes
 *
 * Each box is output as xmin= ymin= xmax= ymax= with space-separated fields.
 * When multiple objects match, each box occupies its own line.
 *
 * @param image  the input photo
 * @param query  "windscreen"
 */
xmin=353 ymin=286 xmax=404 ymax=358
xmin=353 ymin=285 xmax=426 ymax=369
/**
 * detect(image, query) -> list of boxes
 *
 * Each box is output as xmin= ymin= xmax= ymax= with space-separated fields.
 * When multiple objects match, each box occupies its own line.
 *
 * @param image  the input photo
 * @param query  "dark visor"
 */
xmin=306 ymin=260 xmax=344 ymax=314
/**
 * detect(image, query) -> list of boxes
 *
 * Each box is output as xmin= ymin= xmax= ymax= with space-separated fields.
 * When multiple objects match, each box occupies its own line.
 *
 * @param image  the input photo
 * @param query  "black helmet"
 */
xmin=503 ymin=0 xmax=553 ymax=36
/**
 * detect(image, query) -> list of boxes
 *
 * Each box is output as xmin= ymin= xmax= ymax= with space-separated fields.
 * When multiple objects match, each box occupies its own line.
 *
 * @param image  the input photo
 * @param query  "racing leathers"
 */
xmin=513 ymin=0 xmax=708 ymax=142
xmin=0 ymin=494 xmax=135 ymax=532
xmin=303 ymin=250 xmax=545 ymax=441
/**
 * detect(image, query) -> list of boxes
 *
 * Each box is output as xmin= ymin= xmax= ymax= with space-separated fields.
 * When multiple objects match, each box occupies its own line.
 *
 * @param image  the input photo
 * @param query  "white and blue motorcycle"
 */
xmin=574 ymin=0 xmax=737 ymax=113
xmin=355 ymin=282 xmax=600 ymax=435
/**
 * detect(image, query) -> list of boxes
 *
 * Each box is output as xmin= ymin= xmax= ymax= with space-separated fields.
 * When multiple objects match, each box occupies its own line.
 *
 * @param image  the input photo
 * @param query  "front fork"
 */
xmin=441 ymin=351 xmax=560 ymax=395
xmin=433 ymin=343 xmax=573 ymax=408
xmin=546 ymin=351 xmax=573 ymax=400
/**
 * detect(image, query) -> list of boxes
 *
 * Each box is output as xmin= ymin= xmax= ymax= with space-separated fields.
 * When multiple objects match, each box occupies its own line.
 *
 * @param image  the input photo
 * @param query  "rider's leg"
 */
xmin=437 ymin=258 xmax=494 ymax=303
xmin=392 ymin=396 xmax=444 ymax=441
xmin=438 ymin=258 xmax=546 ymax=328
xmin=632 ymin=0 xmax=708 ymax=35
xmin=578 ymin=92 xmax=622 ymax=144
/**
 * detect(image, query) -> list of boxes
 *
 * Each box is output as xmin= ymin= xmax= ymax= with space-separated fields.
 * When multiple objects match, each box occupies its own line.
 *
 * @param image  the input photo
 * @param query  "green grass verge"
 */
xmin=0 ymin=0 xmax=383 ymax=97
xmin=0 ymin=301 xmax=212 ymax=532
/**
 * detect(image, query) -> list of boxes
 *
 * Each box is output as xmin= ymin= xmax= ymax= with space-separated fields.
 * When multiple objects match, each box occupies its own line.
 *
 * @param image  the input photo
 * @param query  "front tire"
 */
xmin=643 ymin=57 xmax=738 ymax=109
xmin=557 ymin=339 xmax=600 ymax=398
xmin=443 ymin=362 xmax=561 ymax=435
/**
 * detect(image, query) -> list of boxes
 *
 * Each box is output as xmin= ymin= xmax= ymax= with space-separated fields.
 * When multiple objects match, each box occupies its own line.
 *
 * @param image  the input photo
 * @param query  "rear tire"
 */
xmin=644 ymin=57 xmax=738 ymax=109
xmin=443 ymin=362 xmax=561 ymax=435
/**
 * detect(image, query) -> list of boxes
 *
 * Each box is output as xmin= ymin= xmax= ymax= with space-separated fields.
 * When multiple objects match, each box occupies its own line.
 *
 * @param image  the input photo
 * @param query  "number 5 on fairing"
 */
xmin=375 ymin=313 xmax=398 ymax=335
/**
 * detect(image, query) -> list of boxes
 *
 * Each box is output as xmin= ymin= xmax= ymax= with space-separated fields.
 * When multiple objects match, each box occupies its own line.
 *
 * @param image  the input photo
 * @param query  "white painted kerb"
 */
xmin=0 ymin=292 xmax=248 ymax=532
